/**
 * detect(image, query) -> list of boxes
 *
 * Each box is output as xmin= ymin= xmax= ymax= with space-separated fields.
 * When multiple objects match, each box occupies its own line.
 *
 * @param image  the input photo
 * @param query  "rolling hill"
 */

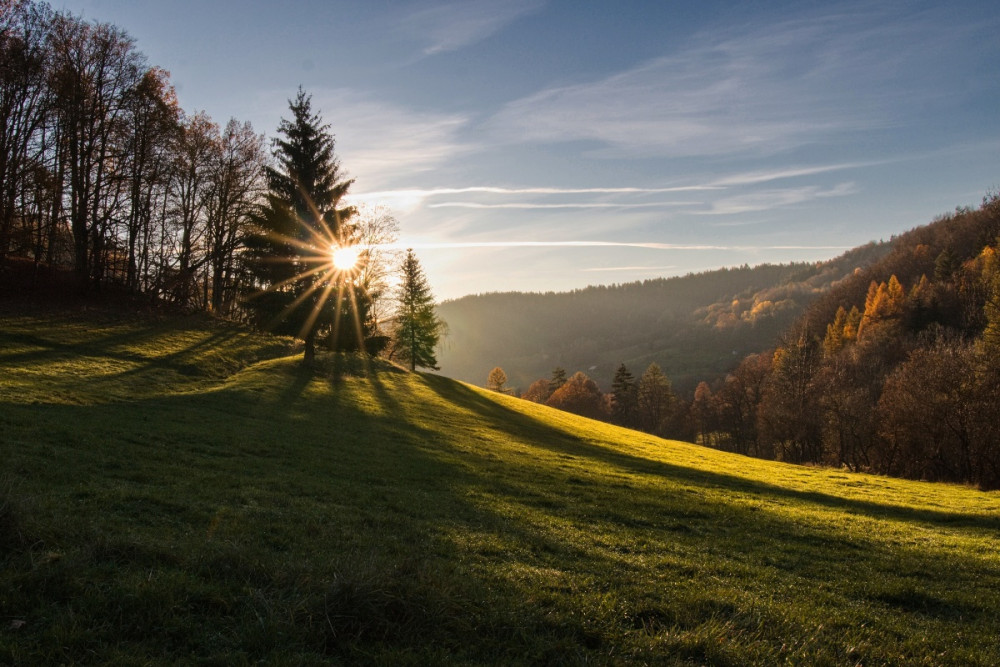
xmin=435 ymin=242 xmax=890 ymax=394
xmin=2 ymin=308 xmax=998 ymax=664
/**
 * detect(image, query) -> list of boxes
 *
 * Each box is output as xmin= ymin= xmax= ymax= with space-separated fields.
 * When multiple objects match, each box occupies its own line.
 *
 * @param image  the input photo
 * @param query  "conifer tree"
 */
xmin=982 ymin=246 xmax=1000 ymax=355
xmin=637 ymin=363 xmax=674 ymax=434
xmin=392 ymin=249 xmax=444 ymax=371
xmin=610 ymin=363 xmax=638 ymax=427
xmin=823 ymin=307 xmax=848 ymax=357
xmin=244 ymin=89 xmax=358 ymax=363
xmin=549 ymin=367 xmax=567 ymax=393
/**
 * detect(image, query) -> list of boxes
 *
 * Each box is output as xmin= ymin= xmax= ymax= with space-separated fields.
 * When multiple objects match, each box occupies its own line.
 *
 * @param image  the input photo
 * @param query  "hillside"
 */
xmin=436 ymin=242 xmax=889 ymax=394
xmin=2 ymin=309 xmax=998 ymax=663
xmin=691 ymin=194 xmax=1000 ymax=488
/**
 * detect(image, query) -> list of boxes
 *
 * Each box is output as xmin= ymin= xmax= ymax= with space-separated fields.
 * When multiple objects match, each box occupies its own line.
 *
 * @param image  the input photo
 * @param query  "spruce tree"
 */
xmin=610 ymin=363 xmax=638 ymax=427
xmin=637 ymin=362 xmax=674 ymax=434
xmin=549 ymin=367 xmax=567 ymax=393
xmin=393 ymin=249 xmax=444 ymax=371
xmin=244 ymin=89 xmax=357 ymax=363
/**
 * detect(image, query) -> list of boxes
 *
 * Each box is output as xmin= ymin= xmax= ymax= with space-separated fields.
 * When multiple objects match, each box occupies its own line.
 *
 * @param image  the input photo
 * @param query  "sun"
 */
xmin=331 ymin=244 xmax=362 ymax=272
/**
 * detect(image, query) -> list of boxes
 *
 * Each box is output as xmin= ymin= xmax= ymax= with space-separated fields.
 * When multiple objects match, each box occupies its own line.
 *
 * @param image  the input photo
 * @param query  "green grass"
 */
xmin=2 ymin=309 xmax=999 ymax=664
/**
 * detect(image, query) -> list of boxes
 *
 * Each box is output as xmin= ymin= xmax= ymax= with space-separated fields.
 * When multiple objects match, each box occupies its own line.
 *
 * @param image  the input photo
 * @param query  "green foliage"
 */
xmin=244 ymin=89 xmax=364 ymax=362
xmin=391 ymin=249 xmax=444 ymax=371
xmin=2 ymin=311 xmax=1000 ymax=663
xmin=981 ymin=245 xmax=1000 ymax=354
xmin=549 ymin=366 xmax=567 ymax=393
xmin=610 ymin=363 xmax=638 ymax=427
xmin=636 ymin=362 xmax=673 ymax=434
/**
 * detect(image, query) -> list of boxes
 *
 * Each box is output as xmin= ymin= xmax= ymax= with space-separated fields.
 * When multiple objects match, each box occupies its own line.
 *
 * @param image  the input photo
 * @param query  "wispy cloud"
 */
xmin=485 ymin=7 xmax=967 ymax=157
xmin=350 ymin=174 xmax=862 ymax=215
xmin=401 ymin=0 xmax=545 ymax=56
xmin=353 ymin=185 xmax=717 ymax=198
xmin=350 ymin=174 xmax=864 ymax=216
xmin=307 ymin=89 xmax=471 ymax=190
xmin=709 ymin=162 xmax=886 ymax=186
xmin=583 ymin=266 xmax=678 ymax=273
xmin=696 ymin=183 xmax=859 ymax=216
xmin=347 ymin=184 xmax=714 ymax=213
xmin=428 ymin=201 xmax=698 ymax=210
xmin=375 ymin=241 xmax=851 ymax=252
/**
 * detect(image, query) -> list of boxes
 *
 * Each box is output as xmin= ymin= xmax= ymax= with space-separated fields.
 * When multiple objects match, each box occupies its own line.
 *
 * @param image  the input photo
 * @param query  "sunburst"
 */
xmin=250 ymin=201 xmax=370 ymax=356
xmin=331 ymin=244 xmax=363 ymax=272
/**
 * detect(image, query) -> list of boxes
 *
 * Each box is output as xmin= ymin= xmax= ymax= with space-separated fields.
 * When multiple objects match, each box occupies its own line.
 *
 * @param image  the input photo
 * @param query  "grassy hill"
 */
xmin=2 ymin=309 xmax=999 ymax=664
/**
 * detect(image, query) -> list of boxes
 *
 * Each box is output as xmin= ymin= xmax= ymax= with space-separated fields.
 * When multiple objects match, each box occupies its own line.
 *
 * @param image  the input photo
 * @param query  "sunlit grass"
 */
xmin=1 ymin=310 xmax=998 ymax=664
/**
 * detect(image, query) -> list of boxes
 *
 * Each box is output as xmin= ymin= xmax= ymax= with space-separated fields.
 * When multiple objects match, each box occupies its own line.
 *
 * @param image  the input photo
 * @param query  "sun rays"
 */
xmin=250 ymin=201 xmax=369 ymax=353
xmin=332 ymin=244 xmax=363 ymax=272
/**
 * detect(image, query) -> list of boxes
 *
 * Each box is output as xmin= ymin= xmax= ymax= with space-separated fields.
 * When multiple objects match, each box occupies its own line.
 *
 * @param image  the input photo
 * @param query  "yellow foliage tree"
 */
xmin=823 ymin=306 xmax=848 ymax=357
xmin=858 ymin=275 xmax=905 ymax=340
xmin=981 ymin=246 xmax=1000 ymax=354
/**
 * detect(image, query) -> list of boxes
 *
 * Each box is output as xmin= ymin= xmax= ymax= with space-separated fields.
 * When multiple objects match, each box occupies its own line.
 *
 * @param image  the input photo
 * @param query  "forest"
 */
xmin=0 ymin=1 xmax=439 ymax=364
xmin=4 ymin=1 xmax=999 ymax=490
xmin=500 ymin=196 xmax=1000 ymax=490
xmin=1 ymin=1 xmax=264 ymax=312
xmin=692 ymin=196 xmax=1000 ymax=489
xmin=437 ymin=241 xmax=890 ymax=393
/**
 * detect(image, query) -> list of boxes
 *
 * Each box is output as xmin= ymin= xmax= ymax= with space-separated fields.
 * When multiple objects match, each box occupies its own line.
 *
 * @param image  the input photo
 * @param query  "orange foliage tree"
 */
xmin=545 ymin=371 xmax=607 ymax=421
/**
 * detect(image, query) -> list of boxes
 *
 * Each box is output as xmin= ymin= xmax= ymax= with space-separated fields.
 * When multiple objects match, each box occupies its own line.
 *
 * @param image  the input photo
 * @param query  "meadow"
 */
xmin=2 ymin=308 xmax=999 ymax=664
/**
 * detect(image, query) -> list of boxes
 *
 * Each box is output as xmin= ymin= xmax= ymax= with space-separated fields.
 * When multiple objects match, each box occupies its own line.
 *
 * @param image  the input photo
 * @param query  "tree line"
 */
xmin=436 ymin=241 xmax=890 ymax=394
xmin=487 ymin=195 xmax=1000 ymax=490
xmin=689 ymin=195 xmax=1000 ymax=489
xmin=1 ymin=1 xmax=445 ymax=367
xmin=1 ymin=1 xmax=268 ymax=311
xmin=488 ymin=362 xmax=690 ymax=439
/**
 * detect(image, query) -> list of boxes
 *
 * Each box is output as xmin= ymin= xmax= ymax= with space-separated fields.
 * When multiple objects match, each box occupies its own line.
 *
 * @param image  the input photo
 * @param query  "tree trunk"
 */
xmin=303 ymin=328 xmax=316 ymax=366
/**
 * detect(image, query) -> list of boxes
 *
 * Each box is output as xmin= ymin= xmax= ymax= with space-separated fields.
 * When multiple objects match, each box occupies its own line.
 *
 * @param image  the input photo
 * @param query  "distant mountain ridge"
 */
xmin=435 ymin=241 xmax=890 ymax=394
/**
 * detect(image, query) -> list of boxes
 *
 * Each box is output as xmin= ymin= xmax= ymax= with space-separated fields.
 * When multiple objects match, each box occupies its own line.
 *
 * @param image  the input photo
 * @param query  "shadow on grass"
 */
xmin=3 ymin=363 xmax=998 ymax=663
xmin=418 ymin=374 xmax=1000 ymax=532
xmin=0 ymin=315 xmax=292 ymax=401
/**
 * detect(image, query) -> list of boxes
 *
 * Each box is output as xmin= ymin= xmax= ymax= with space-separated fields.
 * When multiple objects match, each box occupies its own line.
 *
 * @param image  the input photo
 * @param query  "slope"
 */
xmin=1 ymin=310 xmax=998 ymax=664
xmin=436 ymin=242 xmax=889 ymax=394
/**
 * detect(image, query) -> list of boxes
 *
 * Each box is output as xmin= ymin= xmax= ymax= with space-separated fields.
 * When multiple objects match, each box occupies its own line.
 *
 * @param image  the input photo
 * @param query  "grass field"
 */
xmin=2 ymin=308 xmax=999 ymax=664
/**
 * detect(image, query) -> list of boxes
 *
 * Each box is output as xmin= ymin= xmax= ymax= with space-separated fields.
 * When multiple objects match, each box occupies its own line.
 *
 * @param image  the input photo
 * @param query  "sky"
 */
xmin=53 ymin=0 xmax=1000 ymax=300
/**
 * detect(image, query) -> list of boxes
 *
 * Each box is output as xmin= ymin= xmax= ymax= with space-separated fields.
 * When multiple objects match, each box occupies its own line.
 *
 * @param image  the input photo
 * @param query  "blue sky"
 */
xmin=55 ymin=0 xmax=1000 ymax=300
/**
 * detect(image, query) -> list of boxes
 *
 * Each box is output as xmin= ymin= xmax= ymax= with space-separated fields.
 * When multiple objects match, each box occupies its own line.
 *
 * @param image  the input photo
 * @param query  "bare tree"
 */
xmin=49 ymin=13 xmax=144 ymax=288
xmin=0 ymin=0 xmax=52 ymax=262
xmin=352 ymin=202 xmax=400 ymax=331
xmin=203 ymin=118 xmax=265 ymax=315
xmin=121 ymin=66 xmax=177 ymax=292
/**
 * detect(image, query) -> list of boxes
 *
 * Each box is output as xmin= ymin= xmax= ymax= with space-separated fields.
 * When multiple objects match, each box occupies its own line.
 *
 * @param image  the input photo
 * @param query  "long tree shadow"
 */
xmin=419 ymin=373 xmax=1000 ymax=532
xmin=4 ymin=362 xmax=998 ymax=662
xmin=1 ymin=318 xmax=290 ymax=401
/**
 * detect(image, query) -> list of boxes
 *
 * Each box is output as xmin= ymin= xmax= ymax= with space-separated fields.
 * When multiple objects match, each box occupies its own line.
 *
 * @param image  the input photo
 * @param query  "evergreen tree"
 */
xmin=392 ymin=249 xmax=444 ymax=371
xmin=637 ymin=362 xmax=674 ymax=434
xmin=610 ymin=363 xmax=638 ymax=427
xmin=823 ymin=306 xmax=848 ymax=357
xmin=244 ymin=89 xmax=357 ymax=363
xmin=549 ymin=367 xmax=567 ymax=393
